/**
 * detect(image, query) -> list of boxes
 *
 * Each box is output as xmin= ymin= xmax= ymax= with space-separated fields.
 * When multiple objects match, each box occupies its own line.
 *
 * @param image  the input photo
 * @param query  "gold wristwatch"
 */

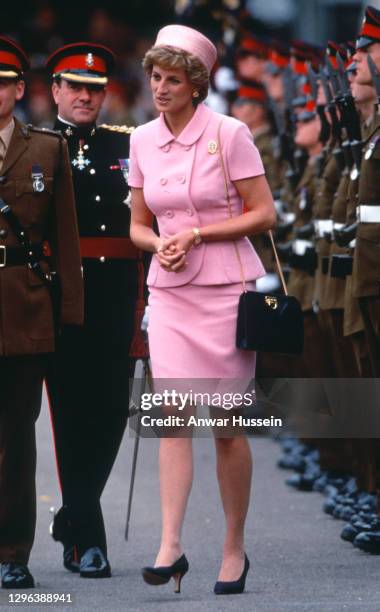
xmin=192 ymin=227 xmax=202 ymax=246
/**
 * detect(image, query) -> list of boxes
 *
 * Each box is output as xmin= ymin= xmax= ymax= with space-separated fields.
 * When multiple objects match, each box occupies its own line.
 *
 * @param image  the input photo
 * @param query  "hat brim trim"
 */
xmin=356 ymin=36 xmax=376 ymax=50
xmin=55 ymin=71 xmax=108 ymax=85
xmin=0 ymin=69 xmax=20 ymax=78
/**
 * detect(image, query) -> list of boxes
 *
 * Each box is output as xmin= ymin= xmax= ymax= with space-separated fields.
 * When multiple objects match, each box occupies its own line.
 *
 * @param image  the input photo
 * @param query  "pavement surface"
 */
xmin=3 ymin=388 xmax=379 ymax=612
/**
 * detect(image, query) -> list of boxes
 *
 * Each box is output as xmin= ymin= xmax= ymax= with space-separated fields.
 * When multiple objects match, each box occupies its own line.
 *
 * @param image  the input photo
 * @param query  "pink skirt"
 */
xmin=148 ymin=282 xmax=256 ymax=380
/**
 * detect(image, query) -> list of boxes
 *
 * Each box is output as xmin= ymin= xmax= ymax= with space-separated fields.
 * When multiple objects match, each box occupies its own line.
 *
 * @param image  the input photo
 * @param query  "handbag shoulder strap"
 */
xmin=216 ymin=119 xmax=288 ymax=296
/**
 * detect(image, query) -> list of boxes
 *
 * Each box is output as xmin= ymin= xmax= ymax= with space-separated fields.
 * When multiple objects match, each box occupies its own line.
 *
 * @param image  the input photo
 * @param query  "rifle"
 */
xmin=282 ymin=65 xmax=300 ymax=186
xmin=336 ymin=53 xmax=362 ymax=173
xmin=324 ymin=57 xmax=347 ymax=172
xmin=267 ymin=95 xmax=285 ymax=162
xmin=307 ymin=63 xmax=331 ymax=145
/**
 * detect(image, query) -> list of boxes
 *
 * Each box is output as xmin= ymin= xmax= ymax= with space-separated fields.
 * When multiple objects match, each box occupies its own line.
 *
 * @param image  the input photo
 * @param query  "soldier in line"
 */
xmin=0 ymin=37 xmax=83 ymax=589
xmin=44 ymin=44 xmax=139 ymax=577
xmin=285 ymin=101 xmax=332 ymax=383
xmin=231 ymin=79 xmax=279 ymax=277
xmin=274 ymin=7 xmax=380 ymax=553
xmin=352 ymin=6 xmax=380 ymax=379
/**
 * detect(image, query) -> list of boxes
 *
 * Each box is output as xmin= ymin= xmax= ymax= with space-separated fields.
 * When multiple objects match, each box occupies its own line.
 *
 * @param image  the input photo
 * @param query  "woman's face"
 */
xmin=150 ymin=64 xmax=194 ymax=115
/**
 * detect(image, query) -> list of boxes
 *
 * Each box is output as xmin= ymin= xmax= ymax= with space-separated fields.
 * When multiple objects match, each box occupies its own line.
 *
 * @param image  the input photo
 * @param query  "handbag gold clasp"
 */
xmin=265 ymin=296 xmax=278 ymax=310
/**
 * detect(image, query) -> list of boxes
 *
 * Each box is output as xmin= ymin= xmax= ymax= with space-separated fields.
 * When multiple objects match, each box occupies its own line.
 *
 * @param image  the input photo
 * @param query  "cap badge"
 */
xmin=208 ymin=140 xmax=218 ymax=154
xmin=86 ymin=53 xmax=94 ymax=68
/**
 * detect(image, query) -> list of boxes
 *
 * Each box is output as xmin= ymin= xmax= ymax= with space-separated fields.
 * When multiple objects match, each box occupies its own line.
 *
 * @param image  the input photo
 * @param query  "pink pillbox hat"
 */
xmin=154 ymin=24 xmax=217 ymax=74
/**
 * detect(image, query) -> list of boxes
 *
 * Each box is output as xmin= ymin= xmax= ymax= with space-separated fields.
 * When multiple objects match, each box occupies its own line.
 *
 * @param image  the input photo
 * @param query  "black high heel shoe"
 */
xmin=142 ymin=554 xmax=189 ymax=593
xmin=214 ymin=554 xmax=250 ymax=595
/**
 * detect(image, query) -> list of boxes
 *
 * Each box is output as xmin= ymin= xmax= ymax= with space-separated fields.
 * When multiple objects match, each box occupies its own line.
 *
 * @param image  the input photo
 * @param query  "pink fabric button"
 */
xmin=165 ymin=210 xmax=174 ymax=218
xmin=162 ymin=144 xmax=170 ymax=153
xmin=160 ymin=177 xmax=167 ymax=185
xmin=177 ymin=175 xmax=186 ymax=183
xmin=186 ymin=208 xmax=193 ymax=216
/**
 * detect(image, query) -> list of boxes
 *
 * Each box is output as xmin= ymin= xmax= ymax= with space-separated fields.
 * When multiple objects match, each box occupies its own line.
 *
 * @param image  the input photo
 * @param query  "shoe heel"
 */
xmin=173 ymin=572 xmax=183 ymax=593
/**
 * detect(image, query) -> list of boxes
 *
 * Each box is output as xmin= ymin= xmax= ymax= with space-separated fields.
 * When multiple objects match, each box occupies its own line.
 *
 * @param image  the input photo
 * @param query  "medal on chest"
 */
xmin=364 ymin=135 xmax=380 ymax=160
xmin=299 ymin=187 xmax=308 ymax=210
xmin=31 ymin=164 xmax=45 ymax=192
xmin=118 ymin=158 xmax=131 ymax=206
xmin=72 ymin=139 xmax=91 ymax=171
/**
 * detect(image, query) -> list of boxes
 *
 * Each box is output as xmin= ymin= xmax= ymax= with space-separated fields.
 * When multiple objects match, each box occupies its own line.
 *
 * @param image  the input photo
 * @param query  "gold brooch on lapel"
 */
xmin=208 ymin=140 xmax=218 ymax=154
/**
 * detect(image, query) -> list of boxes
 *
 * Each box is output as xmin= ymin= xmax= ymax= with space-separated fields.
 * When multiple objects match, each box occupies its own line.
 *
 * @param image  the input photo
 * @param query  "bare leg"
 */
xmin=154 ymin=437 xmax=193 ymax=566
xmin=214 ymin=435 xmax=252 ymax=581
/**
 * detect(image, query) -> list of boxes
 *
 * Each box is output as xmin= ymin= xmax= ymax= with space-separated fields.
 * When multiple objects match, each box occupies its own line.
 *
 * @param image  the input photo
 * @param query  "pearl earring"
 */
xmin=192 ymin=91 xmax=200 ymax=98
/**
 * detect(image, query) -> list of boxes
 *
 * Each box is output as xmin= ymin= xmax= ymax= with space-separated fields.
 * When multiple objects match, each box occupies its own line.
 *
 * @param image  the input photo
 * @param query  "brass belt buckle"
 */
xmin=265 ymin=295 xmax=278 ymax=310
xmin=0 ymin=245 xmax=6 ymax=267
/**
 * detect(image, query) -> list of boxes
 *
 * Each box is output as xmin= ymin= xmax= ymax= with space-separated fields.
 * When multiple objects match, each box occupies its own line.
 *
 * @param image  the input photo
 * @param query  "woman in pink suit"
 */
xmin=129 ymin=24 xmax=275 ymax=596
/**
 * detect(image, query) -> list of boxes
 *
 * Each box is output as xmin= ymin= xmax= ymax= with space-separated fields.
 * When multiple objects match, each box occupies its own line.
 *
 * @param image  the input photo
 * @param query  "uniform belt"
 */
xmin=314 ymin=219 xmax=333 ymax=237
xmin=80 ymin=237 xmax=139 ymax=260
xmin=0 ymin=244 xmax=45 ymax=268
xmin=356 ymin=205 xmax=380 ymax=223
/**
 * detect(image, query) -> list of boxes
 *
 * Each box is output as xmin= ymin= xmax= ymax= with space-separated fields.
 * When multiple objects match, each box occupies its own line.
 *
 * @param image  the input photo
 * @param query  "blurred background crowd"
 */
xmin=1 ymin=0 xmax=377 ymax=127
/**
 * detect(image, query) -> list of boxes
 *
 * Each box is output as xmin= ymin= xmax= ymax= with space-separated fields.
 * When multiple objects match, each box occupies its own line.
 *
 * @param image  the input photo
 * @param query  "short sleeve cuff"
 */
xmin=227 ymin=123 xmax=265 ymax=182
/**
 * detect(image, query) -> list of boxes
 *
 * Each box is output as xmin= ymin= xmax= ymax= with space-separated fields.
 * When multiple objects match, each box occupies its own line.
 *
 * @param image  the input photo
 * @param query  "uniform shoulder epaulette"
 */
xmin=98 ymin=123 xmax=135 ymax=134
xmin=27 ymin=124 xmax=62 ymax=137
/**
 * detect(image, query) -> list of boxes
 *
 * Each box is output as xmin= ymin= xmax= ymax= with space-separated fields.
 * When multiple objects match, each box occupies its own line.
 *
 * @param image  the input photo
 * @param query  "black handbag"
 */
xmin=217 ymin=121 xmax=304 ymax=354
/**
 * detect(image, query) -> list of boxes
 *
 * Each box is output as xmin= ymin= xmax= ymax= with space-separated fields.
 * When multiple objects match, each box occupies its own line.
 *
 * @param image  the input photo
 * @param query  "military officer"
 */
xmin=0 ymin=37 xmax=83 ymax=589
xmin=44 ymin=43 xmax=139 ymax=577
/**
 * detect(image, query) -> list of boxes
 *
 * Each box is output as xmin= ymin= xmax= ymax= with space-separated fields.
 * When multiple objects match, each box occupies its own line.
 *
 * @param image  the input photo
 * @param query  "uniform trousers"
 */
xmin=0 ymin=355 xmax=47 ymax=564
xmin=46 ymin=259 xmax=137 ymax=556
xmin=359 ymin=295 xmax=380 ymax=377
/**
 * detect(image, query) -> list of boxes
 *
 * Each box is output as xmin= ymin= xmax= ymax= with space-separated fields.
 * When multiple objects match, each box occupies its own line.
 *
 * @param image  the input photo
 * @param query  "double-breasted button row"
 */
xmin=163 ymin=209 xmax=194 ymax=218
xmin=161 ymin=144 xmax=192 ymax=153
xmin=160 ymin=176 xmax=186 ymax=185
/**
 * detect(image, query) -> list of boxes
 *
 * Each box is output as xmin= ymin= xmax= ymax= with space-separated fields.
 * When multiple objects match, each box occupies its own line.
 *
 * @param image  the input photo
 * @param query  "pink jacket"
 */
xmin=129 ymin=102 xmax=266 ymax=287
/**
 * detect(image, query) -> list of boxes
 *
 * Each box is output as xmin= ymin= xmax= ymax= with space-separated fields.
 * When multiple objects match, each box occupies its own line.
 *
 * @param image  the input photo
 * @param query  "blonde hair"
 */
xmin=143 ymin=45 xmax=209 ymax=104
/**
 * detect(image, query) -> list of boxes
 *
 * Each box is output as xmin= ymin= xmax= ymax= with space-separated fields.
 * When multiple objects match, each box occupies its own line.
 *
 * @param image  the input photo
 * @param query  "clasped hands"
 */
xmin=155 ymin=229 xmax=195 ymax=273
